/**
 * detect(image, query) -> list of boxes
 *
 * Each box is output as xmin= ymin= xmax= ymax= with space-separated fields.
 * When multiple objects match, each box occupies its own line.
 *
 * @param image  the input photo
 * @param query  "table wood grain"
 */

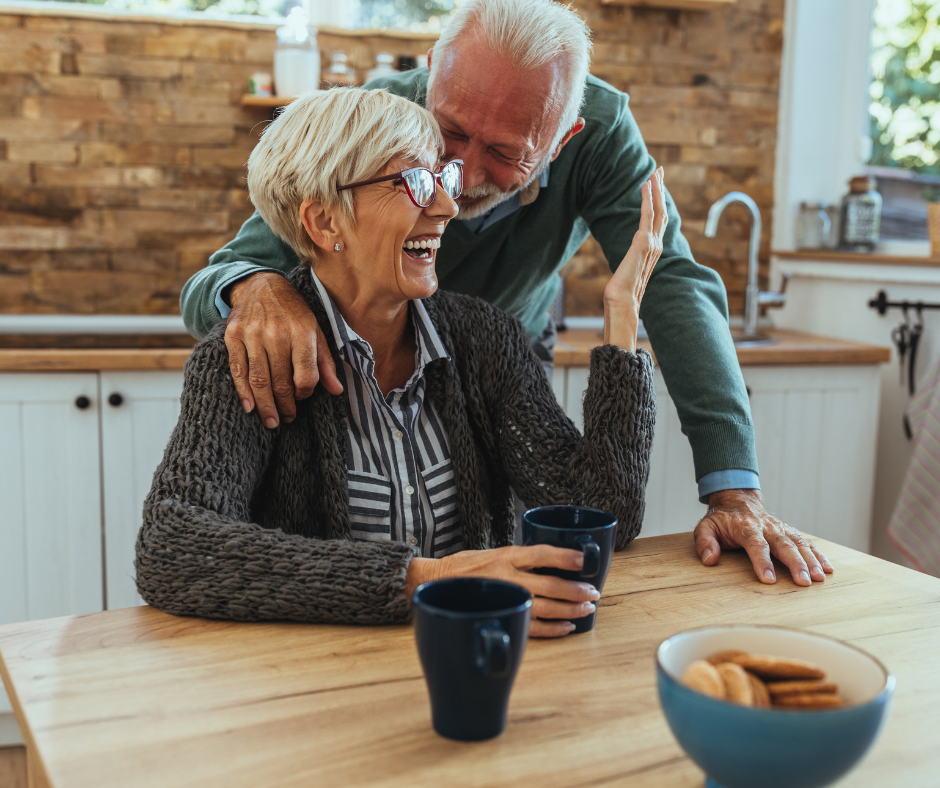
xmin=1 ymin=534 xmax=938 ymax=788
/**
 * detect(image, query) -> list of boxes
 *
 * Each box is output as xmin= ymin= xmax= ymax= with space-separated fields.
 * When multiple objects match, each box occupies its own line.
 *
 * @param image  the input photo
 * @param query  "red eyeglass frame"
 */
xmin=336 ymin=159 xmax=463 ymax=208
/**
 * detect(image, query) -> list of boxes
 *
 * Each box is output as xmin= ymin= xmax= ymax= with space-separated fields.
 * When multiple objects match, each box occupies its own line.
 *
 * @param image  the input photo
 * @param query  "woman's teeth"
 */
xmin=403 ymin=238 xmax=440 ymax=250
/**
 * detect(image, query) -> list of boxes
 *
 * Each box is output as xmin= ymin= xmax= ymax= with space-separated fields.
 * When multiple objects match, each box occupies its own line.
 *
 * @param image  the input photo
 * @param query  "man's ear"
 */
xmin=551 ymin=117 xmax=586 ymax=162
xmin=426 ymin=46 xmax=433 ymax=72
xmin=300 ymin=199 xmax=341 ymax=252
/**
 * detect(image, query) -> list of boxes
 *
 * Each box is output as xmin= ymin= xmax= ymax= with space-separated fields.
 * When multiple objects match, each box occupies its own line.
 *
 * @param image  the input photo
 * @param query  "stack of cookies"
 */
xmin=680 ymin=650 xmax=843 ymax=709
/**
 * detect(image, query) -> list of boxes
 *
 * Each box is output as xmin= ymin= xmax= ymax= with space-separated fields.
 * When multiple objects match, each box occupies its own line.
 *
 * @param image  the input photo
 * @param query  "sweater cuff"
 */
xmin=687 ymin=420 xmax=759 ymax=481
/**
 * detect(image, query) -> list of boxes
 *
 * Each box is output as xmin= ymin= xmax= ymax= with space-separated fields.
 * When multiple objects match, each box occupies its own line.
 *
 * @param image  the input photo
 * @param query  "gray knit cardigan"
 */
xmin=136 ymin=266 xmax=656 ymax=625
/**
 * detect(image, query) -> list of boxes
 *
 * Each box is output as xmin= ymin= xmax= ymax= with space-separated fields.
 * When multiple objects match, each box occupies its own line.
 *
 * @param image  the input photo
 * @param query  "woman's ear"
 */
xmin=300 ymin=199 xmax=341 ymax=252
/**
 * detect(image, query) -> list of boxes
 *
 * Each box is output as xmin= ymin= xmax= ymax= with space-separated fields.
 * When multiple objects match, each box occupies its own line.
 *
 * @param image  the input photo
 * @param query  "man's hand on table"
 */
xmin=225 ymin=272 xmax=343 ymax=428
xmin=694 ymin=489 xmax=834 ymax=587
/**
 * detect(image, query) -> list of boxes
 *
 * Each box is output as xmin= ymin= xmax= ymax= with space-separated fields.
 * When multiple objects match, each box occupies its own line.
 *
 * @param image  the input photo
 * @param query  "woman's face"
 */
xmin=343 ymin=156 xmax=459 ymax=303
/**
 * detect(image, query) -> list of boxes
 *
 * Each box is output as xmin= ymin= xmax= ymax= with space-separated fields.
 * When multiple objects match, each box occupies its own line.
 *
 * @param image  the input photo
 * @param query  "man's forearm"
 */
xmin=640 ymin=250 xmax=758 ymax=482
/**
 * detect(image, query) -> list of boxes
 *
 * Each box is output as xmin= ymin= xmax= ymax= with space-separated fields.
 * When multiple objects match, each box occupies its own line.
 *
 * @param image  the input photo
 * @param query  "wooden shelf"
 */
xmin=773 ymin=249 xmax=940 ymax=268
xmin=241 ymin=95 xmax=295 ymax=108
xmin=600 ymin=0 xmax=735 ymax=9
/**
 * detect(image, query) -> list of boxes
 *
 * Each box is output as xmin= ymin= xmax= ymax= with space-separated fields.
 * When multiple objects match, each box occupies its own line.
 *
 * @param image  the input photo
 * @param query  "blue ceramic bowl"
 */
xmin=657 ymin=626 xmax=895 ymax=788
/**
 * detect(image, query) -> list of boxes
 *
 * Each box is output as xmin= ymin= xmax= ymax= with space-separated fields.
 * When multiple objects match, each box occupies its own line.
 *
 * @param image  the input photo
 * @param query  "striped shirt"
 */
xmin=310 ymin=270 xmax=463 ymax=559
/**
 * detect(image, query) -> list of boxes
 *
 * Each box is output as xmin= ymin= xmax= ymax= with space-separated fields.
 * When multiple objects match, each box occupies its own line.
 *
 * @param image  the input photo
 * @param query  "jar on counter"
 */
xmin=274 ymin=7 xmax=319 ymax=98
xmin=839 ymin=175 xmax=882 ymax=252
xmin=322 ymin=51 xmax=356 ymax=89
xmin=795 ymin=202 xmax=832 ymax=249
xmin=365 ymin=52 xmax=397 ymax=84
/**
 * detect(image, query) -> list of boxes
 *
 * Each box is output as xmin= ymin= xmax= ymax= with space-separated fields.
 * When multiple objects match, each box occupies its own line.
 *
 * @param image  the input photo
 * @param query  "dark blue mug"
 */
xmin=412 ymin=577 xmax=532 ymax=741
xmin=522 ymin=505 xmax=618 ymax=633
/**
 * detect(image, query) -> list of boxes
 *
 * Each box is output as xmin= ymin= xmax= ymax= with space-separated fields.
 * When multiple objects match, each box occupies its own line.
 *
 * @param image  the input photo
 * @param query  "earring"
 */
xmin=334 ymin=243 xmax=342 ymax=252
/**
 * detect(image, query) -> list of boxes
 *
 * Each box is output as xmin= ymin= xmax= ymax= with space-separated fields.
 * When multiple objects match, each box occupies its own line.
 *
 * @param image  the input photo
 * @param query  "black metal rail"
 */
xmin=868 ymin=290 xmax=940 ymax=315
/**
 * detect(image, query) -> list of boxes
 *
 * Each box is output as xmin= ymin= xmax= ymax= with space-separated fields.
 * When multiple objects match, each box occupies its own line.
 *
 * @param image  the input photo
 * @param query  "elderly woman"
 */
xmin=137 ymin=88 xmax=663 ymax=637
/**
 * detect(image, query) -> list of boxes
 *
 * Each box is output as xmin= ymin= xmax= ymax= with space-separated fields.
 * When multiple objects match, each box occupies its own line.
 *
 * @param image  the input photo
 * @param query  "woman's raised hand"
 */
xmin=405 ymin=547 xmax=600 ymax=638
xmin=603 ymin=167 xmax=668 ymax=352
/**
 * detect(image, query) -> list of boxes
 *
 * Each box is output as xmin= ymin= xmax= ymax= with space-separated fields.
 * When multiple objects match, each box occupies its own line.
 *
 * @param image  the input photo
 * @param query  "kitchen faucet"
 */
xmin=704 ymin=191 xmax=789 ymax=342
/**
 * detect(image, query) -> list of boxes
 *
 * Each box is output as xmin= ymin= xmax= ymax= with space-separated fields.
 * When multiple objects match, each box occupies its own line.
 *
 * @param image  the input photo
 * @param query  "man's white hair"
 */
xmin=429 ymin=0 xmax=593 ymax=148
xmin=247 ymin=88 xmax=443 ymax=263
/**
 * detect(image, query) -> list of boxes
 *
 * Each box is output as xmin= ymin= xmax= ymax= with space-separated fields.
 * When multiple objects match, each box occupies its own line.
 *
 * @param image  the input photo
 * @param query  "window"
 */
xmin=868 ymin=0 xmax=940 ymax=239
xmin=25 ymin=0 xmax=457 ymax=29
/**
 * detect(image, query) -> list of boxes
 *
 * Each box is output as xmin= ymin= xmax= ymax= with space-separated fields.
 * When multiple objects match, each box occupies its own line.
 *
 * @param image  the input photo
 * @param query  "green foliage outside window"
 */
xmin=869 ymin=0 xmax=940 ymax=176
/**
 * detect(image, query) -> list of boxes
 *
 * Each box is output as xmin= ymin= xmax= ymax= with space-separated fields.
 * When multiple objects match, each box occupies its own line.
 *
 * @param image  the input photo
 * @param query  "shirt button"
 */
xmin=394 ymin=392 xmax=402 ymax=400
xmin=408 ymin=536 xmax=418 ymax=546
xmin=394 ymin=430 xmax=403 ymax=440
xmin=405 ymin=485 xmax=415 ymax=495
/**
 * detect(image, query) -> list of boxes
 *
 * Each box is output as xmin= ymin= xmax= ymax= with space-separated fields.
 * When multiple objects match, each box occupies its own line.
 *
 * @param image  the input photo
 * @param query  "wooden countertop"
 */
xmin=773 ymin=249 xmax=940 ymax=267
xmin=0 ymin=348 xmax=193 ymax=372
xmin=2 ymin=534 xmax=939 ymax=788
xmin=0 ymin=329 xmax=890 ymax=372
xmin=554 ymin=327 xmax=891 ymax=367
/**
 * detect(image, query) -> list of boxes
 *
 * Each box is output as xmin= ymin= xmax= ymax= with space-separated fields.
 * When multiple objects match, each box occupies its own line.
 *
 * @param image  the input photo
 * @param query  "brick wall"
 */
xmin=0 ymin=0 xmax=783 ymax=319
xmin=566 ymin=0 xmax=784 ymax=316
xmin=0 ymin=6 xmax=435 ymax=317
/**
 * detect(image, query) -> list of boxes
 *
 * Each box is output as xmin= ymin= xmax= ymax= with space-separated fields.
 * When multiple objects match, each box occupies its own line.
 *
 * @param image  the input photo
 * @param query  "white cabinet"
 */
xmin=100 ymin=372 xmax=184 ymax=610
xmin=0 ymin=371 xmax=184 ymax=623
xmin=0 ymin=373 xmax=104 ymax=626
xmin=553 ymin=363 xmax=882 ymax=551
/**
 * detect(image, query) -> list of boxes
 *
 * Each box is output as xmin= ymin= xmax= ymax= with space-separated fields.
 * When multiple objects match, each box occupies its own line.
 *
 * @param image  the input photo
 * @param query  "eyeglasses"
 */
xmin=337 ymin=159 xmax=463 ymax=208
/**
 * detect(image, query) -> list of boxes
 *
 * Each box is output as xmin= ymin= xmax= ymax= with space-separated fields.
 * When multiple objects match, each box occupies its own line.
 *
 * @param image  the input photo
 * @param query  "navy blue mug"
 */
xmin=412 ymin=577 xmax=532 ymax=741
xmin=522 ymin=505 xmax=618 ymax=633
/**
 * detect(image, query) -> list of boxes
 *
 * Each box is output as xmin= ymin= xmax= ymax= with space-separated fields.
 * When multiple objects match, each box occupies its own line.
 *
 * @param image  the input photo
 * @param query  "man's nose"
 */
xmin=454 ymin=144 xmax=487 ymax=190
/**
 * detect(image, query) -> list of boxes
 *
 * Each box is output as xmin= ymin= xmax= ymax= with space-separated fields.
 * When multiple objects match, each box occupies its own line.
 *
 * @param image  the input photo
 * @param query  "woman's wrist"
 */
xmin=403 ymin=556 xmax=442 ymax=599
xmin=603 ymin=297 xmax=639 ymax=352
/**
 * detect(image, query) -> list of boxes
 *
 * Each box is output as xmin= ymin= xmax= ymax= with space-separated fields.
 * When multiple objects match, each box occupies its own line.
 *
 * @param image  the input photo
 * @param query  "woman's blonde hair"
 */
xmin=247 ymin=88 xmax=443 ymax=263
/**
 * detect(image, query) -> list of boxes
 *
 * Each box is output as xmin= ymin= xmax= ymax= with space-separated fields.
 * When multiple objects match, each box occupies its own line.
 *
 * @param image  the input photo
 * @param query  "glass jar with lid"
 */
xmin=839 ymin=175 xmax=882 ymax=252
xmin=323 ymin=51 xmax=357 ymax=89
xmin=366 ymin=52 xmax=397 ymax=84
xmin=274 ymin=7 xmax=319 ymax=98
xmin=795 ymin=202 xmax=832 ymax=249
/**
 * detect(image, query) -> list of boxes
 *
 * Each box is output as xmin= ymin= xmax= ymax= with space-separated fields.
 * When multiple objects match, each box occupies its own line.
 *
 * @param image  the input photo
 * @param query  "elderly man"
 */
xmin=180 ymin=0 xmax=832 ymax=587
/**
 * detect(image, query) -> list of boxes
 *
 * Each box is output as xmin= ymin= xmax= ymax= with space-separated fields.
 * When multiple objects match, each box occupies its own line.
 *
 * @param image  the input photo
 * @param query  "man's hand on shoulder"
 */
xmin=693 ymin=489 xmax=833 ymax=587
xmin=225 ymin=272 xmax=343 ymax=429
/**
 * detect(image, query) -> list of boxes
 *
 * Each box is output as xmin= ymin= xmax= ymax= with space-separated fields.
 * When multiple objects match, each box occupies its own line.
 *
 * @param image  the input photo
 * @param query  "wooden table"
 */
xmin=2 ymin=534 xmax=938 ymax=788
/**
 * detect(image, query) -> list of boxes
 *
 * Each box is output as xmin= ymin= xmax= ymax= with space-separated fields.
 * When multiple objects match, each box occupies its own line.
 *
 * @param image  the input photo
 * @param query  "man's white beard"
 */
xmin=456 ymin=182 xmax=515 ymax=220
xmin=456 ymin=155 xmax=552 ymax=220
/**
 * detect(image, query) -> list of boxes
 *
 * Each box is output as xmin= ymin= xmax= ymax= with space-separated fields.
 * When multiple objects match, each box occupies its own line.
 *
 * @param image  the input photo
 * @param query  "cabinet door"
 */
xmin=746 ymin=365 xmax=881 ymax=552
xmin=0 ymin=373 xmax=103 ymax=626
xmin=100 ymin=371 xmax=184 ymax=610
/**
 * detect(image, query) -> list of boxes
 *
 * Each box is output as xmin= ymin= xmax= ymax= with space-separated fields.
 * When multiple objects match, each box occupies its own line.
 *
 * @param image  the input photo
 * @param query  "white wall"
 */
xmin=773 ymin=0 xmax=877 ymax=251
xmin=770 ymin=256 xmax=940 ymax=566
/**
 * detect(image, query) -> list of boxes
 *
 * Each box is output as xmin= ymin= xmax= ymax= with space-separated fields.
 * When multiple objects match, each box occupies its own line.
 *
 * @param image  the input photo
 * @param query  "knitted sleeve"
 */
xmin=135 ymin=329 xmax=417 ymax=625
xmin=479 ymin=306 xmax=656 ymax=549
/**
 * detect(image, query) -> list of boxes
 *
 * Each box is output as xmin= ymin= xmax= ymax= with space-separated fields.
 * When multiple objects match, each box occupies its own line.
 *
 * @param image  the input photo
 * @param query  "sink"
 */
xmin=732 ymin=332 xmax=778 ymax=348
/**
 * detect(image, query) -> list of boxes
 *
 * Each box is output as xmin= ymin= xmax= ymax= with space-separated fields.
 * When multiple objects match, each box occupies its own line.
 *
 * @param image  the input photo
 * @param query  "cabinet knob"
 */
xmin=108 ymin=393 xmax=124 ymax=407
xmin=75 ymin=395 xmax=91 ymax=410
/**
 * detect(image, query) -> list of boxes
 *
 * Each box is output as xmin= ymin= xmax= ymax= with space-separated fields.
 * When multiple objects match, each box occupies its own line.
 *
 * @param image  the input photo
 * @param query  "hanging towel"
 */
xmin=888 ymin=355 xmax=940 ymax=577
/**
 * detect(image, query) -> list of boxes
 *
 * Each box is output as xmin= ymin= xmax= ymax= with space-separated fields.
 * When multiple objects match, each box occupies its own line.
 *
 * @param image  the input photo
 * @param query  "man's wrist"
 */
xmin=708 ymin=488 xmax=762 ymax=509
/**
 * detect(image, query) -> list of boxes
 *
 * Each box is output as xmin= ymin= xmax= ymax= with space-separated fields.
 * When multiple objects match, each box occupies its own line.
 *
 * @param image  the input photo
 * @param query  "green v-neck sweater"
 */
xmin=179 ymin=70 xmax=756 ymax=481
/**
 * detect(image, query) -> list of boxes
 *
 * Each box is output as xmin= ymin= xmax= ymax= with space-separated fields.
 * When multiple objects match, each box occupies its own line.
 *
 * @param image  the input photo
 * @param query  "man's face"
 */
xmin=426 ymin=31 xmax=567 ymax=219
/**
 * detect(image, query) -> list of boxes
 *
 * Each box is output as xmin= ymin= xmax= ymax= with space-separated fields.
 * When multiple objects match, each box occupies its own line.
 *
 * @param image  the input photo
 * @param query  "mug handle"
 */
xmin=475 ymin=621 xmax=511 ymax=679
xmin=575 ymin=535 xmax=601 ymax=578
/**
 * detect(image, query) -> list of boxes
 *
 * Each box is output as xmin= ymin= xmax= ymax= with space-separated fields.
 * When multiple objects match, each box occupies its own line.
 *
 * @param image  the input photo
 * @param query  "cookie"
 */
xmin=715 ymin=662 xmax=754 ymax=706
xmin=717 ymin=653 xmax=825 ymax=680
xmin=767 ymin=680 xmax=838 ymax=697
xmin=746 ymin=671 xmax=771 ymax=707
xmin=707 ymin=650 xmax=748 ymax=666
xmin=773 ymin=693 xmax=843 ymax=709
xmin=681 ymin=660 xmax=726 ymax=699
